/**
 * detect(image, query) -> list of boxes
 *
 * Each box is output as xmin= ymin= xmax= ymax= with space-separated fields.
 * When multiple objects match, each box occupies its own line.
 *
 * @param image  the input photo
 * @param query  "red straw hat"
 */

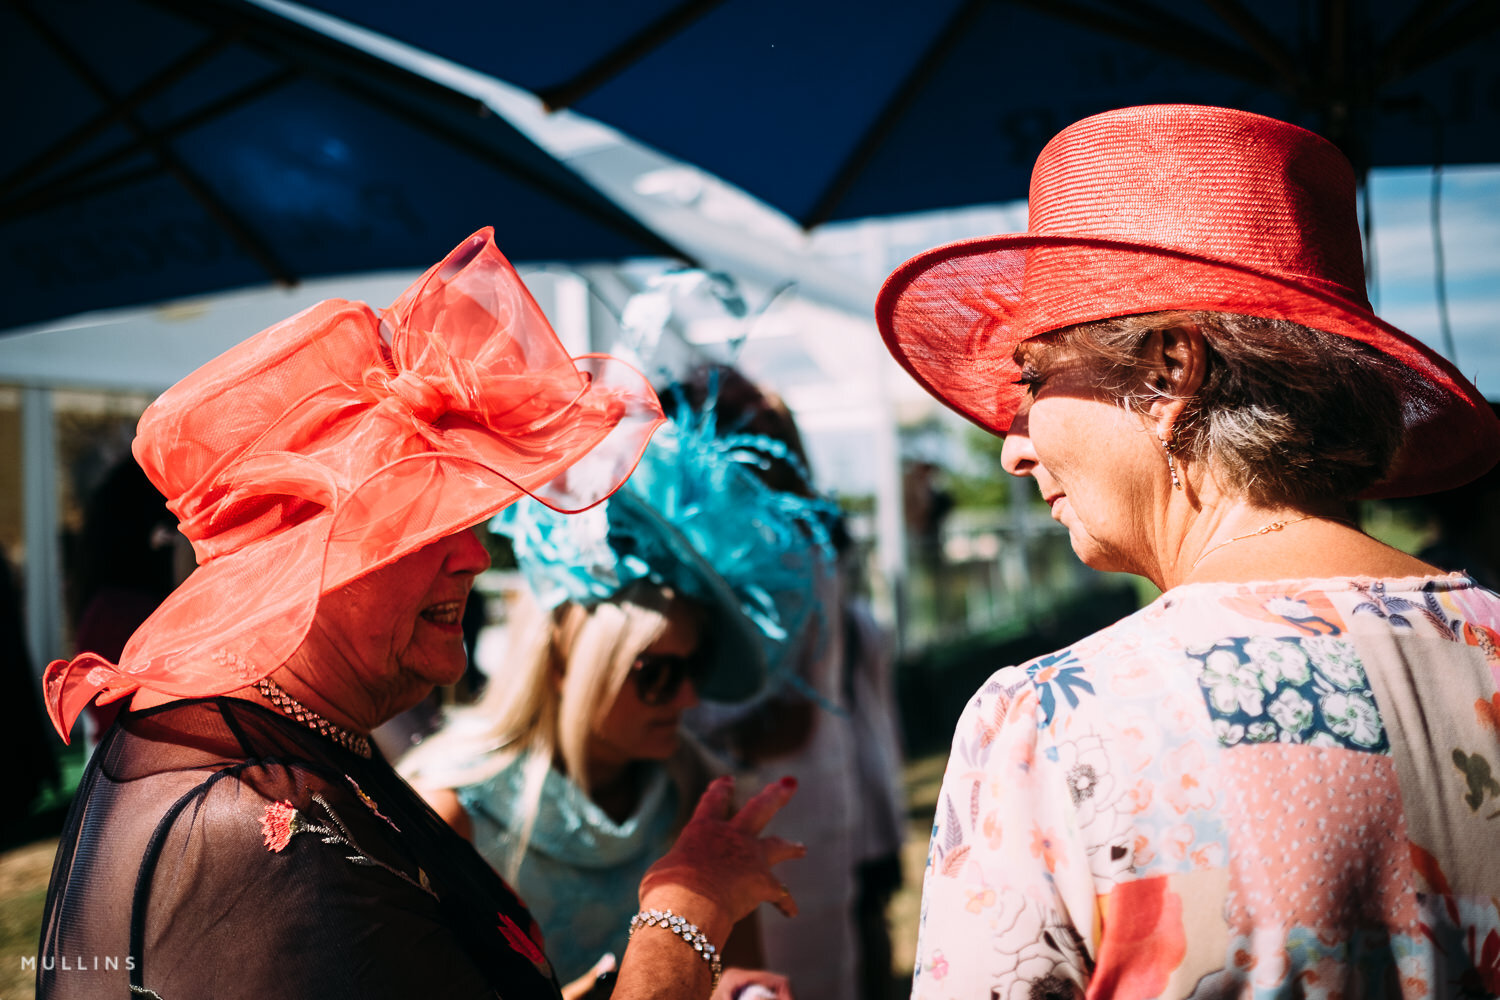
xmin=45 ymin=227 xmax=664 ymax=740
xmin=876 ymin=103 xmax=1500 ymax=498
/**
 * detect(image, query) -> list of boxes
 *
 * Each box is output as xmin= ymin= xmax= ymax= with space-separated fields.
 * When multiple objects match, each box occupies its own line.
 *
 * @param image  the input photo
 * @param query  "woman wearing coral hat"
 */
xmin=36 ymin=229 xmax=804 ymax=1000
xmin=880 ymin=105 xmax=1500 ymax=997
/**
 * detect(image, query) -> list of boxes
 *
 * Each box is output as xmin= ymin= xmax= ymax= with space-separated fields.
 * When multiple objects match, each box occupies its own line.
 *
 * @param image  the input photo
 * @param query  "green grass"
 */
xmin=888 ymin=752 xmax=946 ymax=988
xmin=0 ymin=741 xmax=80 ymax=1000
xmin=0 ymin=888 xmax=45 ymax=997
xmin=0 ymin=839 xmax=56 ymax=1000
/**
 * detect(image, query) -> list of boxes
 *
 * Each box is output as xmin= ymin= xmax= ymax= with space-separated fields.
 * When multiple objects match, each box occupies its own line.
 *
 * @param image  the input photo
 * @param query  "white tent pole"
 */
xmin=550 ymin=272 xmax=593 ymax=356
xmin=871 ymin=367 xmax=905 ymax=635
xmin=22 ymin=386 xmax=63 ymax=677
xmin=857 ymin=219 xmax=907 ymax=640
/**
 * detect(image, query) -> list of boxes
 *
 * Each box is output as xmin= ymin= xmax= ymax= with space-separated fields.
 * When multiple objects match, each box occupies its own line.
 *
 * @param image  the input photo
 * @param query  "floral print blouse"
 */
xmin=914 ymin=575 xmax=1500 ymax=999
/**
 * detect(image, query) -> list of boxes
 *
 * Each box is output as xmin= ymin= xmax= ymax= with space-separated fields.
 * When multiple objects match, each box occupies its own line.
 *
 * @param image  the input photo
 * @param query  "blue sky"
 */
xmin=1366 ymin=165 xmax=1500 ymax=398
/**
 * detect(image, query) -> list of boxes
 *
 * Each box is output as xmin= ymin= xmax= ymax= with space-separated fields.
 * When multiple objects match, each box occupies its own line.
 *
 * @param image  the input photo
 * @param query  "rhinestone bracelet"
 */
xmin=627 ymin=908 xmax=721 ymax=994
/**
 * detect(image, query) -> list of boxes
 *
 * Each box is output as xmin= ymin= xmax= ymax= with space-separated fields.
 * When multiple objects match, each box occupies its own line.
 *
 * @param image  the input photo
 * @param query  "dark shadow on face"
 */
xmin=1011 ymin=337 xmax=1115 ymax=408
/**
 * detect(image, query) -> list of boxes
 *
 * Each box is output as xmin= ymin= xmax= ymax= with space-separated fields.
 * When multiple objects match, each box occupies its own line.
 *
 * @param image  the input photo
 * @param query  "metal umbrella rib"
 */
xmin=0 ymin=26 xmax=236 ymax=197
xmin=1 ymin=0 xmax=690 ymax=331
xmin=1 ymin=72 xmax=302 ymax=226
xmin=292 ymin=0 xmax=1500 ymax=226
xmin=538 ymin=0 xmax=729 ymax=111
xmin=140 ymin=0 xmax=686 ymax=263
xmin=12 ymin=1 xmax=293 ymax=284
xmin=803 ymin=0 xmax=986 ymax=229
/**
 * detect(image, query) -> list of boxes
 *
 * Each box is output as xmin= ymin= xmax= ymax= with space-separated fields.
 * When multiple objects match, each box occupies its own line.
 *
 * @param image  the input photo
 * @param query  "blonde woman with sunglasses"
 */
xmin=404 ymin=586 xmax=768 ymax=1000
xmin=403 ymin=386 xmax=842 ymax=1000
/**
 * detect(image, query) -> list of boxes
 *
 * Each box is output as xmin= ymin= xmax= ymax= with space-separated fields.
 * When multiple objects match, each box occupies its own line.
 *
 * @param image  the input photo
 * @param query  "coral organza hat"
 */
xmin=876 ymin=104 xmax=1500 ymax=498
xmin=45 ymin=227 xmax=665 ymax=739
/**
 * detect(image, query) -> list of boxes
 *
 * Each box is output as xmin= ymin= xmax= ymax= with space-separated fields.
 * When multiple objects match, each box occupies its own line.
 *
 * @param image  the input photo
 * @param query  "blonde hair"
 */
xmin=399 ymin=582 xmax=678 ymax=881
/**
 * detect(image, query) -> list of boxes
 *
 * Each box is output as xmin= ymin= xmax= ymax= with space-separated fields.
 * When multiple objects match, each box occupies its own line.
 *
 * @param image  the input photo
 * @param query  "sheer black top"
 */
xmin=38 ymin=697 xmax=562 ymax=999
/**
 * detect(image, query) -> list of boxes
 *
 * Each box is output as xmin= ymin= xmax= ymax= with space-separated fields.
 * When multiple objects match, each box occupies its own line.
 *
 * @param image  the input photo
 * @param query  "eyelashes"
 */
xmin=1011 ymin=365 xmax=1043 ymax=394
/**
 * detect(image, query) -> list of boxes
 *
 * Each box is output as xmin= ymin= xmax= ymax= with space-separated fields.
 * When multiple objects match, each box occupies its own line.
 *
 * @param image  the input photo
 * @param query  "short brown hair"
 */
xmin=1050 ymin=311 xmax=1405 ymax=506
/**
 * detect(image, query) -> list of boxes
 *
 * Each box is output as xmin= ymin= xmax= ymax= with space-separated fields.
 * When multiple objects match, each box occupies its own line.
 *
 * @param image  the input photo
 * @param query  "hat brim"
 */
xmin=607 ymin=490 xmax=765 ymax=702
xmin=877 ymin=234 xmax=1500 ymax=498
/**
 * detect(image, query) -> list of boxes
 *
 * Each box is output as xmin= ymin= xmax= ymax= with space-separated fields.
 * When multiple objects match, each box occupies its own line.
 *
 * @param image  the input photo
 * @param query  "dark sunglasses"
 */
xmin=631 ymin=651 xmax=709 ymax=706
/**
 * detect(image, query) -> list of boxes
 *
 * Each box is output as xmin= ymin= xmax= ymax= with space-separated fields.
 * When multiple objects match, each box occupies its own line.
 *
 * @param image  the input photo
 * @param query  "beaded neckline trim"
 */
xmin=254 ymin=678 xmax=373 ymax=758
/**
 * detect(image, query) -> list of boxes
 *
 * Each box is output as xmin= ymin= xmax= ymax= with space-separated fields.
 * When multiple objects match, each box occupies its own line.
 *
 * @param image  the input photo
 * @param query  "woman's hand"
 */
xmin=638 ymin=776 xmax=805 ymax=947
xmin=711 ymin=968 xmax=794 ymax=1000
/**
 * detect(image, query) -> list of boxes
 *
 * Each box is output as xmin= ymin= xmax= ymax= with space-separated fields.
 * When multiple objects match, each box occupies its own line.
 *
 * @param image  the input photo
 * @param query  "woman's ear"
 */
xmin=1143 ymin=322 xmax=1208 ymax=434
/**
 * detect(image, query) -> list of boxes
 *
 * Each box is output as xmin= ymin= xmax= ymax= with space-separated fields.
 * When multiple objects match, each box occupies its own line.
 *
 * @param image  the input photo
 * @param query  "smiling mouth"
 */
xmin=420 ymin=600 xmax=465 ymax=626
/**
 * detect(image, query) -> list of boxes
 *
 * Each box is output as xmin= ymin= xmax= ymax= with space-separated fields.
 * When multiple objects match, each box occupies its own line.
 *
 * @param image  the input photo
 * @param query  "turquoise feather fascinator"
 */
xmin=493 ymin=377 xmax=840 ymax=704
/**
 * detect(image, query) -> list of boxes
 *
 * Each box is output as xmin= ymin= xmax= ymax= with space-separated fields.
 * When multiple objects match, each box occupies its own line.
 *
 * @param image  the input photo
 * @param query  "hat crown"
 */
xmin=1027 ymin=104 xmax=1370 ymax=306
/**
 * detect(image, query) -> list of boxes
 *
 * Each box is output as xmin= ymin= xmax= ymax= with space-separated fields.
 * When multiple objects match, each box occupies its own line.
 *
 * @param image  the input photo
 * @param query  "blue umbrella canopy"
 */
xmin=0 ymin=0 xmax=686 ymax=331
xmin=299 ymin=0 xmax=1500 ymax=227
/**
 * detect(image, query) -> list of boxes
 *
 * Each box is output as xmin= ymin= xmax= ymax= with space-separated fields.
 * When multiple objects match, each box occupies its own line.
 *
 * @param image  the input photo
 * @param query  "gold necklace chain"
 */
xmin=1189 ymin=514 xmax=1351 ymax=572
xmin=254 ymin=678 xmax=372 ymax=758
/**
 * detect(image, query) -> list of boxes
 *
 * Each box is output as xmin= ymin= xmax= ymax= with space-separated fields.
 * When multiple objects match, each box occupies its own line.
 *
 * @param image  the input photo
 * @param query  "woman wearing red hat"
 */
xmin=880 ymin=105 xmax=1500 ymax=997
xmin=35 ymin=229 xmax=804 ymax=1000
